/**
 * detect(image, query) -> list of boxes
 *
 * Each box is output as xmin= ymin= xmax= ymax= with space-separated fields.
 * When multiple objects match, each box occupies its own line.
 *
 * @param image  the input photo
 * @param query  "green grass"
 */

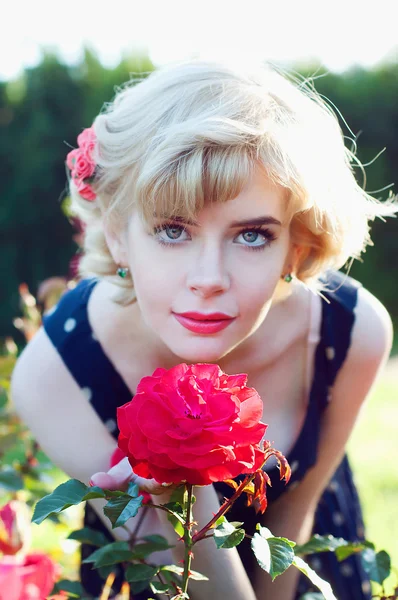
xmin=347 ymin=371 xmax=398 ymax=591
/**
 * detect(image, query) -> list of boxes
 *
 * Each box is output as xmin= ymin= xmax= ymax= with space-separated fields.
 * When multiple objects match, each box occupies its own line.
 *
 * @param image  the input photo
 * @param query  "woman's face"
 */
xmin=123 ymin=166 xmax=292 ymax=362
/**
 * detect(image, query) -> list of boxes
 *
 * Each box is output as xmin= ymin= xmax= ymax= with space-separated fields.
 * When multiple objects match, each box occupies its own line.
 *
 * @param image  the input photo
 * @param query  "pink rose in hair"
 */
xmin=66 ymin=126 xmax=97 ymax=201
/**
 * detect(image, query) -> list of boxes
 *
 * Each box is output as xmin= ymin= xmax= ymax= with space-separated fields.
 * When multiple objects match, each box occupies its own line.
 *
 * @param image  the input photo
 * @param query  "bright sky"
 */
xmin=2 ymin=0 xmax=397 ymax=81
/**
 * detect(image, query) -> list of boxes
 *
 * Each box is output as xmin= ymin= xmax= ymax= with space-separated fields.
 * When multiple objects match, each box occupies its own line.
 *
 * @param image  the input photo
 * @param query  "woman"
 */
xmin=11 ymin=59 xmax=394 ymax=599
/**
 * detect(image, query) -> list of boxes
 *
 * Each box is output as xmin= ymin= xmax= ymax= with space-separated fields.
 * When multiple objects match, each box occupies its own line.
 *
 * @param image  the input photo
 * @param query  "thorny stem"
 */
xmin=181 ymin=484 xmax=194 ymax=596
xmin=192 ymin=472 xmax=255 ymax=544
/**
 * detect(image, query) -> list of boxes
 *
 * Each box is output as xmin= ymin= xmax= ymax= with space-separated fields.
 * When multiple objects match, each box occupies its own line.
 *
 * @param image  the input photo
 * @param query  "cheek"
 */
xmin=129 ymin=245 xmax=179 ymax=310
xmin=230 ymin=250 xmax=285 ymax=300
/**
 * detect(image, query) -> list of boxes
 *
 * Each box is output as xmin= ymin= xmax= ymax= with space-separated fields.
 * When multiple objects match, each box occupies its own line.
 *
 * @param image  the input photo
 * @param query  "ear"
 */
xmin=291 ymin=244 xmax=306 ymax=273
xmin=283 ymin=243 xmax=304 ymax=275
xmin=103 ymin=220 xmax=129 ymax=267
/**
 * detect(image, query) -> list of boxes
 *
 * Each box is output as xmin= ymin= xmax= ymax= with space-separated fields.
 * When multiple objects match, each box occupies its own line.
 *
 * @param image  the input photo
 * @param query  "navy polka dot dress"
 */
xmin=42 ymin=270 xmax=372 ymax=599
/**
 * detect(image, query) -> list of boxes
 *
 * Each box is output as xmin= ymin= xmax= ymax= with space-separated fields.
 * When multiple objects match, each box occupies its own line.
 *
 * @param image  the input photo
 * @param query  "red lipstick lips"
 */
xmin=173 ymin=311 xmax=235 ymax=334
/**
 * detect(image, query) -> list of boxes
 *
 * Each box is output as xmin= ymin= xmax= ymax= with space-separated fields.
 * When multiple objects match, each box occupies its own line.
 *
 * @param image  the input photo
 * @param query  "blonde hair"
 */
xmin=69 ymin=59 xmax=396 ymax=304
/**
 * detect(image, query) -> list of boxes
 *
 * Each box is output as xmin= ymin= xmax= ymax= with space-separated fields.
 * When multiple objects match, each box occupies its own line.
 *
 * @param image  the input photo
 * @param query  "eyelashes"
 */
xmin=153 ymin=223 xmax=277 ymax=251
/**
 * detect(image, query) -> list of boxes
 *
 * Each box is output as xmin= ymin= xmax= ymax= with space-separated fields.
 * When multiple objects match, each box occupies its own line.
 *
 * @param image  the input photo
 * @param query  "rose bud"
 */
xmin=0 ymin=501 xmax=32 ymax=556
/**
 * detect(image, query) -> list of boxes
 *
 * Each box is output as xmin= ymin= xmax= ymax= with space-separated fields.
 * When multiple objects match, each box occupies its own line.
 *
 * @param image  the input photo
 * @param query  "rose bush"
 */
xmin=117 ymin=363 xmax=267 ymax=485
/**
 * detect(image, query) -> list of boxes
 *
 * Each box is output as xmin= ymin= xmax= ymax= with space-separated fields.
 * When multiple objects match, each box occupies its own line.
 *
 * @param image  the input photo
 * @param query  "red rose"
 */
xmin=117 ymin=363 xmax=267 ymax=485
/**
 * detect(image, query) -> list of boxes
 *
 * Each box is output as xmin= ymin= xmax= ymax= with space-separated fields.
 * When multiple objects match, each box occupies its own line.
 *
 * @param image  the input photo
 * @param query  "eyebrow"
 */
xmin=161 ymin=215 xmax=282 ymax=227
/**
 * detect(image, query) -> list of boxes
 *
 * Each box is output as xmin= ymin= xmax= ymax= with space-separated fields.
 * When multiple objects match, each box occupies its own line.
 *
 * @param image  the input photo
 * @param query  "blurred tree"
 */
xmin=0 ymin=50 xmax=154 ymax=338
xmin=308 ymin=65 xmax=398 ymax=331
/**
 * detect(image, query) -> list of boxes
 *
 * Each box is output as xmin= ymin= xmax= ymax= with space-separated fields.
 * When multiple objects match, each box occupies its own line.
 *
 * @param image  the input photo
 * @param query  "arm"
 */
xmin=254 ymin=288 xmax=393 ymax=600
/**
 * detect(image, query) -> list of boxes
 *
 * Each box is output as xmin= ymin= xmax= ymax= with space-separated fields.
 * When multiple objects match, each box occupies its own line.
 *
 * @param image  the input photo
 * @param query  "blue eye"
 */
xmin=235 ymin=228 xmax=276 ymax=249
xmin=154 ymin=224 xmax=190 ymax=244
xmin=153 ymin=223 xmax=277 ymax=250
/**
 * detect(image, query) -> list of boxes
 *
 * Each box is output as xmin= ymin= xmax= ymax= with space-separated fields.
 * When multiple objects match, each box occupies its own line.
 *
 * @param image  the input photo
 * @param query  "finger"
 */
xmin=135 ymin=479 xmax=174 ymax=495
xmin=90 ymin=457 xmax=135 ymax=490
xmin=89 ymin=472 xmax=125 ymax=490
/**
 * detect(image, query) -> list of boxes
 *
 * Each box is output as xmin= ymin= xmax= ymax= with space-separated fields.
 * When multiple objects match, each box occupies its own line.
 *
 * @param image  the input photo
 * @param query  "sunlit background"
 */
xmin=2 ymin=0 xmax=398 ymax=80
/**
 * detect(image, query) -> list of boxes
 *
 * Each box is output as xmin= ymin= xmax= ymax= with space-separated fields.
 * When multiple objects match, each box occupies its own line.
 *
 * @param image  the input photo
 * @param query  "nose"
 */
xmin=186 ymin=242 xmax=230 ymax=298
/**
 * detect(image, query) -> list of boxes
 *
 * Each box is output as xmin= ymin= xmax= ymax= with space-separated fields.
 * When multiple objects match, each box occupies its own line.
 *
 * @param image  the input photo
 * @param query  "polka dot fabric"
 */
xmin=42 ymin=271 xmax=372 ymax=599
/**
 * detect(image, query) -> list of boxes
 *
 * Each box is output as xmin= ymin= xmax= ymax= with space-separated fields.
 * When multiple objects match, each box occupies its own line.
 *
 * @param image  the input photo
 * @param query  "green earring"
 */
xmin=117 ymin=266 xmax=129 ymax=278
xmin=283 ymin=273 xmax=293 ymax=283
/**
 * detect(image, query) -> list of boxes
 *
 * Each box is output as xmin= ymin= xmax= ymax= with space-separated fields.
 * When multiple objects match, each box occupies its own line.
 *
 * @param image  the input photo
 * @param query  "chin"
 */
xmin=169 ymin=341 xmax=233 ymax=365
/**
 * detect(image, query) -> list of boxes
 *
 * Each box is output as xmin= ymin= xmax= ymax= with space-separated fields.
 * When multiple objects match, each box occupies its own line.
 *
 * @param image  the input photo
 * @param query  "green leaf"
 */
xmin=163 ymin=501 xmax=184 ymax=517
xmin=104 ymin=494 xmax=143 ymax=528
xmin=160 ymin=565 xmax=184 ymax=575
xmin=32 ymin=479 xmax=106 ymax=524
xmin=82 ymin=541 xmax=134 ymax=568
xmin=251 ymin=527 xmax=295 ymax=580
xmin=125 ymin=563 xmax=159 ymax=582
xmin=256 ymin=525 xmax=296 ymax=548
xmin=67 ymin=527 xmax=110 ymax=547
xmin=143 ymin=534 xmax=171 ymax=546
xmin=335 ymin=541 xmax=373 ymax=562
xmin=126 ymin=482 xmax=140 ymax=497
xmin=150 ymin=580 xmax=170 ymax=594
xmin=51 ymin=579 xmax=85 ymax=597
xmin=97 ymin=563 xmax=116 ymax=580
xmin=129 ymin=579 xmax=152 ymax=594
xmin=161 ymin=564 xmax=208 ymax=581
xmin=81 ymin=486 xmax=108 ymax=500
xmin=361 ymin=548 xmax=391 ymax=585
xmin=131 ymin=538 xmax=175 ymax=559
xmin=186 ymin=569 xmax=209 ymax=581
xmin=0 ymin=467 xmax=24 ymax=491
xmin=214 ymin=519 xmax=245 ymax=549
xmin=164 ymin=498 xmax=185 ymax=536
xmin=293 ymin=556 xmax=337 ymax=600
xmin=295 ymin=534 xmax=349 ymax=556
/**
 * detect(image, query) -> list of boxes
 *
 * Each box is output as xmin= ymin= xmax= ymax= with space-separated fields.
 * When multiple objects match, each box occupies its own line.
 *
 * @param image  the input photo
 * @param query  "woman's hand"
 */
xmin=89 ymin=456 xmax=175 ymax=496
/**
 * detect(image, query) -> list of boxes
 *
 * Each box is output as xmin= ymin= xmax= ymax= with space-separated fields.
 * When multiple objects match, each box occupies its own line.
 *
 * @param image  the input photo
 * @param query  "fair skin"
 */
xmin=11 ymin=166 xmax=393 ymax=600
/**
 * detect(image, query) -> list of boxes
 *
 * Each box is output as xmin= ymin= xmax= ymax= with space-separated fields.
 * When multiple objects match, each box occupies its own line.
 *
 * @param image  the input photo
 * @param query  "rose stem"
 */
xmin=192 ymin=473 xmax=254 ymax=544
xmin=181 ymin=483 xmax=194 ymax=595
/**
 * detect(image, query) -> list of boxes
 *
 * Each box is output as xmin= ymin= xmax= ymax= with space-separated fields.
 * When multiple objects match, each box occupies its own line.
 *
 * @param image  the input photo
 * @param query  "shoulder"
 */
xmin=328 ymin=285 xmax=393 ymax=416
xmin=11 ymin=326 xmax=82 ymax=424
xmin=12 ymin=280 xmax=99 ymax=405
xmin=321 ymin=270 xmax=392 ymax=372
xmin=350 ymin=286 xmax=393 ymax=367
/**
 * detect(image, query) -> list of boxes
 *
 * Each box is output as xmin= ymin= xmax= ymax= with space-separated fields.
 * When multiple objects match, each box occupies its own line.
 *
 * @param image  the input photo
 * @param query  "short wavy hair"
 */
xmin=68 ymin=59 xmax=396 ymax=304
